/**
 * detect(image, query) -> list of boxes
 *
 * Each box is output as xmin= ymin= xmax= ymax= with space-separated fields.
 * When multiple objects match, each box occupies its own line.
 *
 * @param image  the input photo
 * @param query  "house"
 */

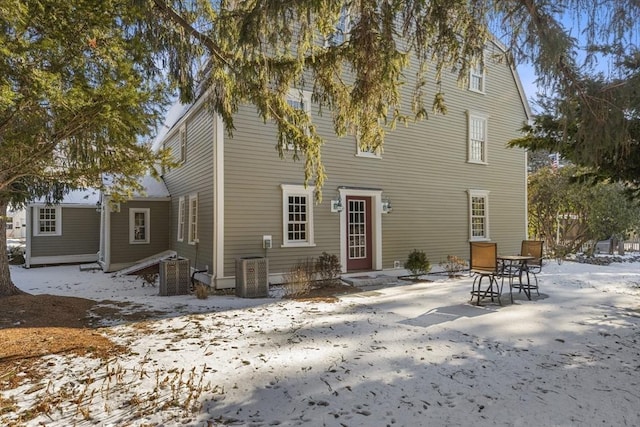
xmin=25 ymin=190 xmax=101 ymax=268
xmin=5 ymin=207 xmax=26 ymax=239
xmin=150 ymin=39 xmax=531 ymax=289
xmin=23 ymin=39 xmax=531 ymax=288
xmin=98 ymin=174 xmax=172 ymax=272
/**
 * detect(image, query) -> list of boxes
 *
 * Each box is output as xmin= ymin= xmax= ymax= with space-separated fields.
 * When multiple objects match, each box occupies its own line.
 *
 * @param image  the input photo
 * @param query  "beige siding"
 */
xmin=223 ymin=45 xmax=528 ymax=275
xmin=30 ymin=206 xmax=100 ymax=257
xmin=109 ymin=201 xmax=171 ymax=264
xmin=161 ymin=102 xmax=215 ymax=272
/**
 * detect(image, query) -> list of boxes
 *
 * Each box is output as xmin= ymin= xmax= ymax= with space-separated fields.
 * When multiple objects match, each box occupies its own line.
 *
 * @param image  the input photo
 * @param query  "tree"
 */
xmin=510 ymin=51 xmax=640 ymax=191
xmin=528 ymin=166 xmax=640 ymax=257
xmin=144 ymin=0 xmax=639 ymax=196
xmin=0 ymin=0 xmax=171 ymax=296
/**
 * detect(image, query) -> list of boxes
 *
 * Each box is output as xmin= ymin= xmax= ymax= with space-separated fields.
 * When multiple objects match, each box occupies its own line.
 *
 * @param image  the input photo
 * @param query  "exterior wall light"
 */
xmin=382 ymin=199 xmax=392 ymax=214
xmin=331 ymin=195 xmax=344 ymax=213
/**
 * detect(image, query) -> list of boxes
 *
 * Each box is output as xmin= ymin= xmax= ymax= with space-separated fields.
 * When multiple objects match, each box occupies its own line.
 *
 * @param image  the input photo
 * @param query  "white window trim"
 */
xmin=468 ymin=189 xmax=490 ymax=241
xmin=188 ymin=193 xmax=198 ymax=245
xmin=281 ymin=184 xmax=316 ymax=248
xmin=325 ymin=5 xmax=351 ymax=47
xmin=34 ymin=206 xmax=62 ymax=236
xmin=469 ymin=62 xmax=485 ymax=94
xmin=355 ymin=132 xmax=383 ymax=158
xmin=284 ymin=89 xmax=312 ymax=151
xmin=177 ymin=196 xmax=185 ymax=242
xmin=129 ymin=208 xmax=150 ymax=244
xmin=467 ymin=110 xmax=490 ymax=165
xmin=179 ymin=123 xmax=187 ymax=164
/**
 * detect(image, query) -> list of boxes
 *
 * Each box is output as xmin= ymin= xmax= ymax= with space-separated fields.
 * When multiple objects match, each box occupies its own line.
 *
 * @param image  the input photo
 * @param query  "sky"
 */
xmin=3 ymin=256 xmax=640 ymax=426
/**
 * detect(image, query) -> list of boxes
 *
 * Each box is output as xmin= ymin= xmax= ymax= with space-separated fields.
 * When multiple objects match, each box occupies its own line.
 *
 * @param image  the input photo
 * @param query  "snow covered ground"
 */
xmin=4 ymin=258 xmax=640 ymax=426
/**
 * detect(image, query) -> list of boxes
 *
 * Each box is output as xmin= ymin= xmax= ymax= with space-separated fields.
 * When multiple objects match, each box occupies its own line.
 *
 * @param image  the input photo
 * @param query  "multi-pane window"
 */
xmin=288 ymin=195 xmax=307 ymax=241
xmin=179 ymin=124 xmax=187 ymax=163
xmin=129 ymin=208 xmax=150 ymax=244
xmin=469 ymin=63 xmax=485 ymax=93
xmin=281 ymin=184 xmax=315 ymax=247
xmin=467 ymin=111 xmax=489 ymax=164
xmin=35 ymin=207 xmax=61 ymax=236
xmin=177 ymin=196 xmax=185 ymax=242
xmin=327 ymin=5 xmax=351 ymax=46
xmin=284 ymin=89 xmax=311 ymax=151
xmin=468 ymin=190 xmax=490 ymax=241
xmin=188 ymin=194 xmax=198 ymax=244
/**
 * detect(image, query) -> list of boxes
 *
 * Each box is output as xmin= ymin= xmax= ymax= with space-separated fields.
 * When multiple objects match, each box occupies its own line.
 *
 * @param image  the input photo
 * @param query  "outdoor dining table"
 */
xmin=497 ymin=255 xmax=536 ymax=302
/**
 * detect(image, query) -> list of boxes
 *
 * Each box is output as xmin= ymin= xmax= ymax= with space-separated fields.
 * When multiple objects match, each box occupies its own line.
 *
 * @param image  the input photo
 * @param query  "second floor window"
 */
xmin=179 ymin=124 xmax=187 ymax=163
xmin=467 ymin=111 xmax=489 ymax=164
xmin=469 ymin=63 xmax=485 ymax=93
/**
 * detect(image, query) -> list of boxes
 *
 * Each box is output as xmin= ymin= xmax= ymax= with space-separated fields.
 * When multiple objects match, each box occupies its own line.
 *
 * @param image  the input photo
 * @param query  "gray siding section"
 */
xmin=161 ymin=102 xmax=215 ymax=272
xmin=30 ymin=206 xmax=100 ymax=257
xmin=223 ymin=48 xmax=528 ymax=275
xmin=109 ymin=201 xmax=171 ymax=264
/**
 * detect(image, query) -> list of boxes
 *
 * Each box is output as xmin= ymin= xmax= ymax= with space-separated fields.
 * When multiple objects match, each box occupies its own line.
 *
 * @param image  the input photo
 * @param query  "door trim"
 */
xmin=339 ymin=188 xmax=382 ymax=272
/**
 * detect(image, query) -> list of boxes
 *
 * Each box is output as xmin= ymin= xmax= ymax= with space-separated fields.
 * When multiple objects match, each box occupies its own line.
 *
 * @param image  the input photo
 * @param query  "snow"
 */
xmin=30 ymin=188 xmax=100 ymax=206
xmin=5 ymin=258 xmax=640 ymax=426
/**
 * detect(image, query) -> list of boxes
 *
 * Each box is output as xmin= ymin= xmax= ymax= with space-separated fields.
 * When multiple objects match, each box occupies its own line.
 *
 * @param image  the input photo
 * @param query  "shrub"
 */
xmin=315 ymin=252 xmax=342 ymax=286
xmin=139 ymin=272 xmax=158 ymax=287
xmin=439 ymin=255 xmax=468 ymax=278
xmin=8 ymin=246 xmax=25 ymax=265
xmin=404 ymin=249 xmax=431 ymax=277
xmin=194 ymin=283 xmax=209 ymax=299
xmin=282 ymin=258 xmax=315 ymax=297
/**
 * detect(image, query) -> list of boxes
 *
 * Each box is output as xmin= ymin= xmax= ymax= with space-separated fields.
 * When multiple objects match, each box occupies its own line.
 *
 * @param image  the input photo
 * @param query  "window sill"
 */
xmin=355 ymin=152 xmax=382 ymax=159
xmin=467 ymin=160 xmax=488 ymax=165
xmin=130 ymin=241 xmax=150 ymax=245
xmin=281 ymin=243 xmax=316 ymax=248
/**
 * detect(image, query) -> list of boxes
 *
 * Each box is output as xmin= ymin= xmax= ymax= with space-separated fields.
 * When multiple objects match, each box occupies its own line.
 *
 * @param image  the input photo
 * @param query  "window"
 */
xmin=35 ymin=206 xmax=61 ymax=236
xmin=6 ymin=217 xmax=12 ymax=230
xmin=188 ymin=194 xmax=198 ymax=244
xmin=467 ymin=111 xmax=489 ymax=164
xmin=284 ymin=89 xmax=312 ymax=151
xmin=469 ymin=63 xmax=485 ymax=93
xmin=177 ymin=196 xmax=185 ymax=242
xmin=129 ymin=208 xmax=150 ymax=244
xmin=281 ymin=184 xmax=315 ymax=247
xmin=355 ymin=127 xmax=382 ymax=159
xmin=468 ymin=190 xmax=490 ymax=241
xmin=179 ymin=124 xmax=187 ymax=163
xmin=327 ymin=5 xmax=351 ymax=46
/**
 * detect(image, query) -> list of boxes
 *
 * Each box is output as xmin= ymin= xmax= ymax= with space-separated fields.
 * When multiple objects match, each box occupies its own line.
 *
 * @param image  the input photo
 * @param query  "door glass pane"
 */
xmin=348 ymin=200 xmax=366 ymax=259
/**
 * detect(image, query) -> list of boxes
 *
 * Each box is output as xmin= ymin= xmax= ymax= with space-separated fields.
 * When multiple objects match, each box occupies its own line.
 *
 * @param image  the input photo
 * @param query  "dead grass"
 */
xmin=0 ymin=294 xmax=131 ymax=392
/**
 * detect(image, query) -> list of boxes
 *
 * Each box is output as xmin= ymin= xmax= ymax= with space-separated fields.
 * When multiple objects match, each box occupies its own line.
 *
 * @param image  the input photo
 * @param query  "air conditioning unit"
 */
xmin=235 ymin=257 xmax=269 ymax=298
xmin=159 ymin=258 xmax=190 ymax=296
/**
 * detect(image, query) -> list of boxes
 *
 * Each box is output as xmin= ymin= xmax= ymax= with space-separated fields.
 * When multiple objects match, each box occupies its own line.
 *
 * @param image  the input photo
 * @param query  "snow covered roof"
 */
xmin=151 ymin=98 xmax=194 ymax=151
xmin=101 ymin=173 xmax=170 ymax=199
xmin=137 ymin=174 xmax=170 ymax=198
xmin=29 ymin=188 xmax=100 ymax=206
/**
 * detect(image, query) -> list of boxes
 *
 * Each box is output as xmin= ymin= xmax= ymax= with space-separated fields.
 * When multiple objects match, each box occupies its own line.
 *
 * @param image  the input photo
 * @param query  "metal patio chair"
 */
xmin=469 ymin=242 xmax=502 ymax=305
xmin=520 ymin=240 xmax=544 ymax=296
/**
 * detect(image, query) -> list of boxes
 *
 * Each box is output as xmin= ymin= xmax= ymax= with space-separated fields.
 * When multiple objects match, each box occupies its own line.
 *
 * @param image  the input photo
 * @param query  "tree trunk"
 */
xmin=0 ymin=201 xmax=24 ymax=296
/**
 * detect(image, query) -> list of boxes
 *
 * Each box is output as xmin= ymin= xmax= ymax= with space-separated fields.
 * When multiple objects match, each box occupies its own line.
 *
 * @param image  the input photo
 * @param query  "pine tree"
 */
xmin=0 ymin=0 xmax=171 ymax=296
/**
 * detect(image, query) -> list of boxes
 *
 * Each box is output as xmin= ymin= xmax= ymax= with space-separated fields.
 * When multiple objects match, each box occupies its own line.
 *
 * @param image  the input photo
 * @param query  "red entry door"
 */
xmin=346 ymin=196 xmax=373 ymax=271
